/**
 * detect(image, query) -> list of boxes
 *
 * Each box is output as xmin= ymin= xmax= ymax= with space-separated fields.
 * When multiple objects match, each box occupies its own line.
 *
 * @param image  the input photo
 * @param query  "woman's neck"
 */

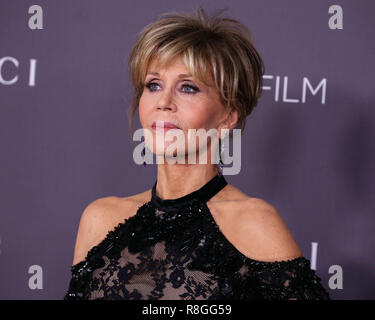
xmin=154 ymin=164 xmax=221 ymax=200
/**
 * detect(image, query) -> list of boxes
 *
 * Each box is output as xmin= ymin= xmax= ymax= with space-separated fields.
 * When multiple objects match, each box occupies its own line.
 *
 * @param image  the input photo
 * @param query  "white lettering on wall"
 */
xmin=0 ymin=57 xmax=19 ymax=85
xmin=0 ymin=57 xmax=37 ymax=87
xmin=263 ymin=75 xmax=327 ymax=104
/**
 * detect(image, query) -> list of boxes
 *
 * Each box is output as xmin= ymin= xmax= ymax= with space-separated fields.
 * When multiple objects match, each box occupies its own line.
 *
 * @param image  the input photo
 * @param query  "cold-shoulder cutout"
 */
xmin=231 ymin=198 xmax=303 ymax=263
xmin=70 ymin=195 xmax=146 ymax=267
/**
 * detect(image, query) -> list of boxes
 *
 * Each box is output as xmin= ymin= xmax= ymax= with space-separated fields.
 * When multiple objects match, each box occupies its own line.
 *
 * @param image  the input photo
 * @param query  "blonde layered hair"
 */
xmin=127 ymin=6 xmax=265 ymax=137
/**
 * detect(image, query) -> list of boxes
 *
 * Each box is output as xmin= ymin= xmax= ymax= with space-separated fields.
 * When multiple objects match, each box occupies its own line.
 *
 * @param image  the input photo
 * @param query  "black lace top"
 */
xmin=64 ymin=172 xmax=331 ymax=300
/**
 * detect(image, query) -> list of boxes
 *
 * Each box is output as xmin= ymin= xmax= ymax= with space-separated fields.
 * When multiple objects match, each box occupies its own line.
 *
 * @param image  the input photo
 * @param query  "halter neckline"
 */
xmin=151 ymin=172 xmax=227 ymax=212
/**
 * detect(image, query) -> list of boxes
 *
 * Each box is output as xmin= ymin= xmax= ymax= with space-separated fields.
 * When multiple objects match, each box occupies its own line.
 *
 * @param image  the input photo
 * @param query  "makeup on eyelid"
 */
xmin=144 ymin=81 xmax=200 ymax=94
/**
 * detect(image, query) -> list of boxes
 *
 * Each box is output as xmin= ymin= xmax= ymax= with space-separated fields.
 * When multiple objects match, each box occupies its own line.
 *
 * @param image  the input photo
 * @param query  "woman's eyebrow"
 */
xmin=147 ymin=72 xmax=193 ymax=78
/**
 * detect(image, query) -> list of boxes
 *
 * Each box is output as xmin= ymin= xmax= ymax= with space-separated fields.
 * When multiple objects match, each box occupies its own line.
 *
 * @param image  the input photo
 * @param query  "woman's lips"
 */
xmin=151 ymin=121 xmax=181 ymax=131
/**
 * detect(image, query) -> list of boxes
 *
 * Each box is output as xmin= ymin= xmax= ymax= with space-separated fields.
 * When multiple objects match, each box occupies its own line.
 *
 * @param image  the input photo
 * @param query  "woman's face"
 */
xmin=139 ymin=56 xmax=236 ymax=162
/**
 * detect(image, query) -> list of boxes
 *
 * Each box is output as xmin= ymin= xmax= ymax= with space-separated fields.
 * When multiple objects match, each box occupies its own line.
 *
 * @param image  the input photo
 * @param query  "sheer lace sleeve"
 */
xmin=64 ymin=258 xmax=102 ymax=300
xmin=64 ymin=237 xmax=108 ymax=300
xmin=240 ymin=256 xmax=331 ymax=300
xmin=64 ymin=262 xmax=89 ymax=300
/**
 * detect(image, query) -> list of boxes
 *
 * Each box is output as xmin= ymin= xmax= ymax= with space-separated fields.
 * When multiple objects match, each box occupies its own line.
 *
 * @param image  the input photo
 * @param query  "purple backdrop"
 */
xmin=0 ymin=0 xmax=374 ymax=299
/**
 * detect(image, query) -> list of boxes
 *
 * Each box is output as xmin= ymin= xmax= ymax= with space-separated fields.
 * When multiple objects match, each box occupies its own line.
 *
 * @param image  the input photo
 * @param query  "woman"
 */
xmin=64 ymin=7 xmax=331 ymax=300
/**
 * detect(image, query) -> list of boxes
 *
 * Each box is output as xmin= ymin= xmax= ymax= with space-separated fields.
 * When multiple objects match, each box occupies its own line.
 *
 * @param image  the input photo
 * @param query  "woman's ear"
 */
xmin=218 ymin=108 xmax=239 ymax=139
xmin=227 ymin=108 xmax=239 ymax=130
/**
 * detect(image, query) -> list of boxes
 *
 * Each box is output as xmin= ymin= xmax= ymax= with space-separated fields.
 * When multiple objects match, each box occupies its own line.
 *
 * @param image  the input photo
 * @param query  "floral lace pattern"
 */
xmin=64 ymin=173 xmax=331 ymax=300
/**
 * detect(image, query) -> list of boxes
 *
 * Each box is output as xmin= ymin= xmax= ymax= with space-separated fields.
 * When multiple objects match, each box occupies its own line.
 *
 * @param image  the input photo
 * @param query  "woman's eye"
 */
xmin=181 ymin=84 xmax=199 ymax=94
xmin=144 ymin=82 xmax=199 ymax=94
xmin=145 ymin=82 xmax=159 ymax=91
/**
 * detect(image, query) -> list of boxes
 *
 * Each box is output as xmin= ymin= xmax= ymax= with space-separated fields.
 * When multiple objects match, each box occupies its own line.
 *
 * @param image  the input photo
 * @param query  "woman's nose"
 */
xmin=156 ymin=89 xmax=176 ymax=111
xmin=157 ymin=104 xmax=173 ymax=111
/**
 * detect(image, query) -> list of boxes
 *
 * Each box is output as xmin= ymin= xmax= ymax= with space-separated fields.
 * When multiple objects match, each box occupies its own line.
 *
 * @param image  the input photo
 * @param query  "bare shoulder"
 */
xmin=233 ymin=197 xmax=303 ymax=262
xmin=208 ymin=184 xmax=303 ymax=262
xmin=71 ymin=190 xmax=151 ymax=266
